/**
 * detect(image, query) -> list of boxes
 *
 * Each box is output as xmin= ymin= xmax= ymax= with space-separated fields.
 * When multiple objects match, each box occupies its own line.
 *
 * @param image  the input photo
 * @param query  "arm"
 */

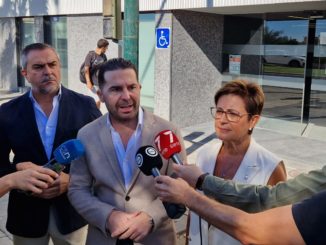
xmin=84 ymin=66 xmax=94 ymax=90
xmin=0 ymin=168 xmax=58 ymax=197
xmin=267 ymin=160 xmax=287 ymax=185
xmin=68 ymin=154 xmax=115 ymax=236
xmin=84 ymin=53 xmax=94 ymax=90
xmin=202 ymin=165 xmax=326 ymax=212
xmin=155 ymin=175 xmax=305 ymax=245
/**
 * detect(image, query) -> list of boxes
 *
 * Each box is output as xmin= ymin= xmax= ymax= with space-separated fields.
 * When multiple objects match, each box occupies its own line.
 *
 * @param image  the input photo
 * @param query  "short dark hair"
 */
xmin=21 ymin=43 xmax=58 ymax=69
xmin=214 ymin=80 xmax=265 ymax=116
xmin=98 ymin=58 xmax=138 ymax=89
xmin=97 ymin=39 xmax=109 ymax=48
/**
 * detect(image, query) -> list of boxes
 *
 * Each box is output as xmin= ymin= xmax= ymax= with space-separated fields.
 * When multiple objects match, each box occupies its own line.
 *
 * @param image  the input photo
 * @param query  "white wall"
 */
xmin=0 ymin=0 xmax=102 ymax=17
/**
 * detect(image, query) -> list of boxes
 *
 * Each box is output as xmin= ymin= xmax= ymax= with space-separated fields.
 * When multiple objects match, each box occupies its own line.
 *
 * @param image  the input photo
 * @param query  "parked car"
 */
xmin=263 ymin=50 xmax=305 ymax=67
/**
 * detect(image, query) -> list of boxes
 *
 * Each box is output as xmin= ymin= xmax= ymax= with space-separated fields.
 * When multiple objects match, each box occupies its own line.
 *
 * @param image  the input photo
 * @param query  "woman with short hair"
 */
xmin=188 ymin=80 xmax=287 ymax=245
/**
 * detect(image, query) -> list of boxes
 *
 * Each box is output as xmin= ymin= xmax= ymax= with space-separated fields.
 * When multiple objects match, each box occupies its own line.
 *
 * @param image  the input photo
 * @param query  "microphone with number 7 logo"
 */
xmin=154 ymin=130 xmax=183 ymax=165
xmin=43 ymin=139 xmax=85 ymax=173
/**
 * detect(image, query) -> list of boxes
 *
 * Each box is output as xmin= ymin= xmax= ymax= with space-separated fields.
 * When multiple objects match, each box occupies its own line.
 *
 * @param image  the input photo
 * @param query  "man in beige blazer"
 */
xmin=68 ymin=58 xmax=187 ymax=245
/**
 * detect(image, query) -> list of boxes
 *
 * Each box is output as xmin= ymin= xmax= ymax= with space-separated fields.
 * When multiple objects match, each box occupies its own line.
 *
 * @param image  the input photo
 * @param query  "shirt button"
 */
xmin=125 ymin=196 xmax=130 ymax=201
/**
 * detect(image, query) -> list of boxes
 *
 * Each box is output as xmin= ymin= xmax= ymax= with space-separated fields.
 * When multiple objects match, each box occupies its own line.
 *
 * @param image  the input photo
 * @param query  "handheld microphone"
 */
xmin=43 ymin=139 xmax=85 ymax=173
xmin=20 ymin=139 xmax=85 ymax=195
xmin=154 ymin=130 xmax=183 ymax=165
xmin=136 ymin=145 xmax=186 ymax=219
xmin=136 ymin=146 xmax=162 ymax=177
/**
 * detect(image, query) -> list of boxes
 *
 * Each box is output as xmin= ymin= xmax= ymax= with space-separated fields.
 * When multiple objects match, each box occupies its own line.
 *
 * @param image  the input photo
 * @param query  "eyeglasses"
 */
xmin=210 ymin=107 xmax=251 ymax=122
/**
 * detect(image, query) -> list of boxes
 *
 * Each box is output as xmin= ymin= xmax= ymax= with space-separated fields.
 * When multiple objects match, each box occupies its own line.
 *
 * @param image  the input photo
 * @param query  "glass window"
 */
xmin=262 ymin=20 xmax=307 ymax=122
xmin=17 ymin=17 xmax=36 ymax=87
xmin=45 ymin=16 xmax=68 ymax=86
xmin=21 ymin=17 xmax=36 ymax=48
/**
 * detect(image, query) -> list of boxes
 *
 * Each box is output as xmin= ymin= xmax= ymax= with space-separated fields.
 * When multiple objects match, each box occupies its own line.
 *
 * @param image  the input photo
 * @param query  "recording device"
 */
xmin=154 ymin=130 xmax=183 ymax=165
xmin=136 ymin=145 xmax=186 ymax=219
xmin=43 ymin=139 xmax=85 ymax=173
xmin=116 ymin=239 xmax=133 ymax=245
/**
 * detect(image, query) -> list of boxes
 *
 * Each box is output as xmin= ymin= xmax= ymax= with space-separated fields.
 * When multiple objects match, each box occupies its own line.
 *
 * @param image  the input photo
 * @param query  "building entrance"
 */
xmin=222 ymin=12 xmax=326 ymax=138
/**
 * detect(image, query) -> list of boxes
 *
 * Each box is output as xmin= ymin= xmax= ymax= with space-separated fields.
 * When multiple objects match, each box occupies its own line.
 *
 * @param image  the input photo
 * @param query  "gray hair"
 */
xmin=21 ymin=43 xmax=59 ymax=69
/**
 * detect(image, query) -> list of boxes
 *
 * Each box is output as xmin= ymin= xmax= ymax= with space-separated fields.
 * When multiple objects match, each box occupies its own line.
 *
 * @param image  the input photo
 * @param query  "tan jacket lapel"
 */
xmin=127 ymin=110 xmax=156 ymax=193
xmin=97 ymin=115 xmax=126 ymax=191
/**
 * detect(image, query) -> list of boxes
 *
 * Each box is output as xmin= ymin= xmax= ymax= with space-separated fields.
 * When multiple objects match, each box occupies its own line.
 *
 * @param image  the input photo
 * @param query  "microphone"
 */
xmin=20 ymin=139 xmax=85 ymax=195
xmin=136 ymin=145 xmax=186 ymax=219
xmin=136 ymin=146 xmax=162 ymax=177
xmin=154 ymin=130 xmax=183 ymax=165
xmin=43 ymin=139 xmax=85 ymax=173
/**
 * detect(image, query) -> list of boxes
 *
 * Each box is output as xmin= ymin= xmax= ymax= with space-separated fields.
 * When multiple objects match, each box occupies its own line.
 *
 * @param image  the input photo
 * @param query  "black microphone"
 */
xmin=136 ymin=145 xmax=186 ymax=219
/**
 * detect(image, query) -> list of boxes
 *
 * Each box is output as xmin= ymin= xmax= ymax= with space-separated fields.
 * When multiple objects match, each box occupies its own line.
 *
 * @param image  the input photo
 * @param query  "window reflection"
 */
xmin=21 ymin=18 xmax=36 ymax=48
xmin=262 ymin=20 xmax=307 ymax=122
xmin=45 ymin=16 xmax=68 ymax=87
xmin=18 ymin=17 xmax=36 ymax=87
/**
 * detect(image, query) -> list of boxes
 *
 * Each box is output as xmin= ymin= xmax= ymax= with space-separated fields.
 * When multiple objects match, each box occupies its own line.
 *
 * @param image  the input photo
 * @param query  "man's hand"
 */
xmin=34 ymin=172 xmax=69 ymax=199
xmin=173 ymin=163 xmax=203 ymax=188
xmin=16 ymin=161 xmax=39 ymax=171
xmin=107 ymin=210 xmax=139 ymax=238
xmin=155 ymin=175 xmax=195 ymax=205
xmin=117 ymin=212 xmax=154 ymax=242
xmin=11 ymin=168 xmax=58 ymax=193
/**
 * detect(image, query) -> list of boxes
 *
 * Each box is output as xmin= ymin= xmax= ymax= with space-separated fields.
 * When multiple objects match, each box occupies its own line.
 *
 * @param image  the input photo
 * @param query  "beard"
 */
xmin=39 ymin=77 xmax=60 ymax=95
xmin=108 ymin=102 xmax=140 ymax=124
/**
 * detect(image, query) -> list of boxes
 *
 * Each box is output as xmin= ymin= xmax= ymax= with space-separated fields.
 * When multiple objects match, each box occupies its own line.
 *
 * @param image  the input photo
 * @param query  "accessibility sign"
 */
xmin=156 ymin=28 xmax=170 ymax=49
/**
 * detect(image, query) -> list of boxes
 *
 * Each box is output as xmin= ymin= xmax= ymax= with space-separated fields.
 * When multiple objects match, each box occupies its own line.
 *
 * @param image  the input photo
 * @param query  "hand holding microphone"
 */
xmin=136 ymin=145 xmax=186 ymax=219
xmin=20 ymin=139 xmax=85 ymax=196
xmin=154 ymin=130 xmax=183 ymax=165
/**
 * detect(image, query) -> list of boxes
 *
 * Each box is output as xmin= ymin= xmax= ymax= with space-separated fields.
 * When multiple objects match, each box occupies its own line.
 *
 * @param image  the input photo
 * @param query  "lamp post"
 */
xmin=123 ymin=0 xmax=139 ymax=69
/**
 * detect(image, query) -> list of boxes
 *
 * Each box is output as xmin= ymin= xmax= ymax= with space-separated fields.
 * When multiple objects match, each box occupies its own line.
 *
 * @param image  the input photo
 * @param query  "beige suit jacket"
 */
xmin=68 ymin=110 xmax=187 ymax=245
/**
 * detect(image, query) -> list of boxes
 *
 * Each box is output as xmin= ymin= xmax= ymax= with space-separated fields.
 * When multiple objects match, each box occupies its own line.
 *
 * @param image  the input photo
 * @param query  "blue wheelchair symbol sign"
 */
xmin=156 ymin=28 xmax=170 ymax=49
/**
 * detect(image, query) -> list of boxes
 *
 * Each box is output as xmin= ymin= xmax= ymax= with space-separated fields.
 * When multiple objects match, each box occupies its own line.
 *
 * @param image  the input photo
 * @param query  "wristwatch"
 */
xmin=195 ymin=173 xmax=209 ymax=190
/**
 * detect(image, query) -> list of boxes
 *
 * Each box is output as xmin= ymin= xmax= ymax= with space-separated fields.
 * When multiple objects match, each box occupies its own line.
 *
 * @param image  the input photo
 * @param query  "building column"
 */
xmin=154 ymin=12 xmax=172 ymax=121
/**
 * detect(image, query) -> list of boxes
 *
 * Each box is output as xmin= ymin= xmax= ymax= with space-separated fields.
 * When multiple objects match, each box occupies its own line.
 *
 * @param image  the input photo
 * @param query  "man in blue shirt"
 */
xmin=0 ymin=43 xmax=101 ymax=245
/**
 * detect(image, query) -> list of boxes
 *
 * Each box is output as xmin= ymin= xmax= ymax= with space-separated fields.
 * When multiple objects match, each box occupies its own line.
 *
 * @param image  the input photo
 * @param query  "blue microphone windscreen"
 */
xmin=53 ymin=139 xmax=85 ymax=164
